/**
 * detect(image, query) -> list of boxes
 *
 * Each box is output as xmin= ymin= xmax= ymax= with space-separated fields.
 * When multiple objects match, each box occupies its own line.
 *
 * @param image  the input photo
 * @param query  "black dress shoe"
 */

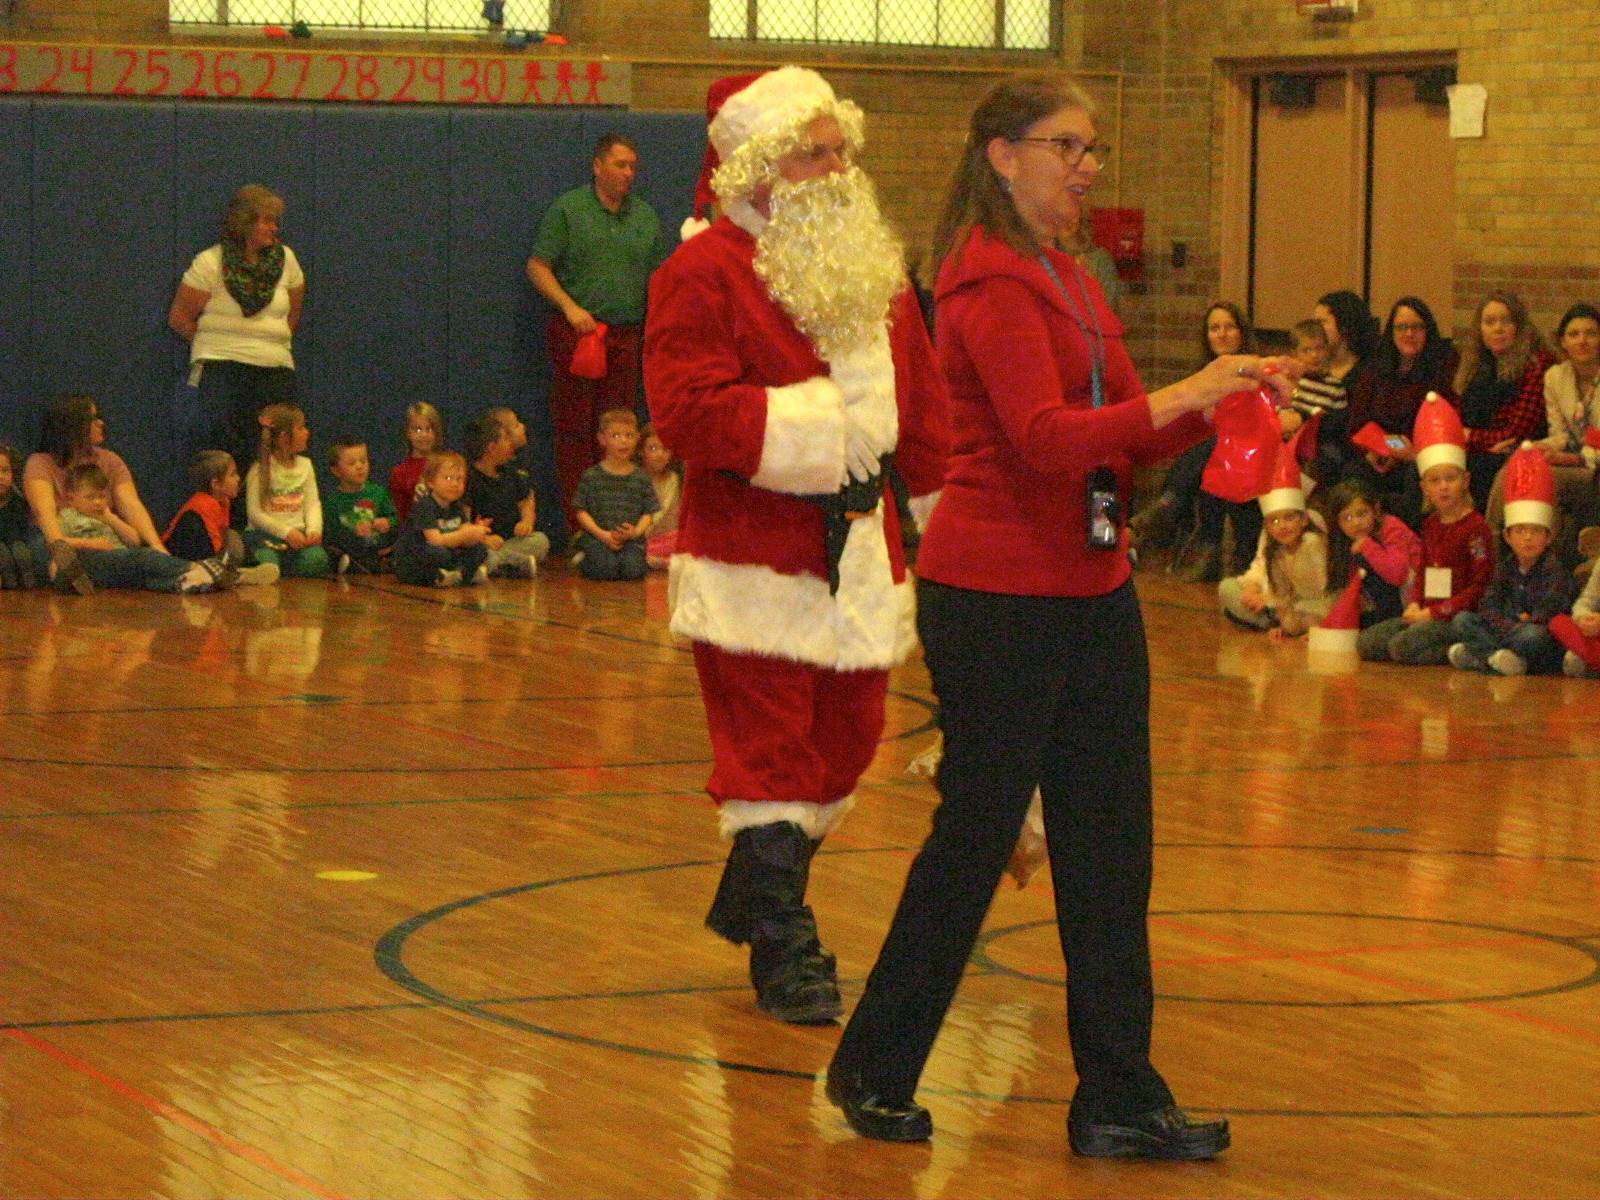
xmin=1068 ymin=1105 xmax=1229 ymax=1160
xmin=825 ymin=1068 xmax=932 ymax=1142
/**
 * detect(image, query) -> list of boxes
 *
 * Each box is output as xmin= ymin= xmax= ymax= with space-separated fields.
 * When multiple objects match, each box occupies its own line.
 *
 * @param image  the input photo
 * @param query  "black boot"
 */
xmin=705 ymin=824 xmax=820 ymax=945
xmin=708 ymin=822 xmax=840 ymax=1024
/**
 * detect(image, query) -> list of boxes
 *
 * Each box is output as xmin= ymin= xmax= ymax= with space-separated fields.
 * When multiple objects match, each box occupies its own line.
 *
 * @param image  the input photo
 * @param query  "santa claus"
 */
xmin=644 ymin=67 xmax=950 ymax=1024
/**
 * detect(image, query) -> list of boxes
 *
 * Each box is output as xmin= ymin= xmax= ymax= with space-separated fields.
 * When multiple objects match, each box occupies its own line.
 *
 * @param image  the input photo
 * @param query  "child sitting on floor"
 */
xmin=164 ymin=450 xmax=276 ymax=585
xmin=0 ymin=441 xmax=38 ymax=589
xmin=1358 ymin=395 xmax=1493 ymax=666
xmin=323 ymin=439 xmax=398 ymax=574
xmin=393 ymin=451 xmax=490 ymax=588
xmin=1448 ymin=446 xmax=1575 ymax=676
xmin=639 ymin=423 xmax=682 ymax=570
xmin=1321 ymin=478 xmax=1420 ymax=629
xmin=1217 ymin=450 xmax=1330 ymax=642
xmin=390 ymin=401 xmax=444 ymax=527
xmin=1552 ymin=564 xmax=1600 ymax=678
xmin=245 ymin=403 xmax=330 ymax=578
xmin=573 ymin=409 xmax=659 ymax=582
xmin=53 ymin=463 xmax=233 ymax=594
xmin=465 ymin=410 xmax=549 ymax=577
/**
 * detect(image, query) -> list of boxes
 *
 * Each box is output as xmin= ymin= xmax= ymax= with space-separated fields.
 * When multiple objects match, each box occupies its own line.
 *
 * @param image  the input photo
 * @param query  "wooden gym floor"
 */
xmin=2 ymin=564 xmax=1597 ymax=1199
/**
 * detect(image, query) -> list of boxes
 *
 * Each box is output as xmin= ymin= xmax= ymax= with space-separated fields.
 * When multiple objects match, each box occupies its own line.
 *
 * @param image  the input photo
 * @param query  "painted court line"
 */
xmin=3 ymin=1028 xmax=351 ymax=1200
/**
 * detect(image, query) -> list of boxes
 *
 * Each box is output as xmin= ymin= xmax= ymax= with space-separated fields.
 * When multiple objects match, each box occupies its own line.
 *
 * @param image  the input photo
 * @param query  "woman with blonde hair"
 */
xmin=169 ymin=184 xmax=307 ymax=515
xmin=1454 ymin=289 xmax=1553 ymax=510
xmin=825 ymin=72 xmax=1294 ymax=1158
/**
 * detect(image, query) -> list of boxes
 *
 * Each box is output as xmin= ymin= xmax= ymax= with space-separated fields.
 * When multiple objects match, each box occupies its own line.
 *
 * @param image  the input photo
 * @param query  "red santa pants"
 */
xmin=692 ymin=642 xmax=888 ymax=806
xmin=546 ymin=316 xmax=644 ymax=528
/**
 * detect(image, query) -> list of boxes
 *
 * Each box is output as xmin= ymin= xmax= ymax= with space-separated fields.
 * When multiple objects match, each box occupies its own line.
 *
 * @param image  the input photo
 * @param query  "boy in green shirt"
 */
xmin=323 ymin=439 xmax=399 ymax=574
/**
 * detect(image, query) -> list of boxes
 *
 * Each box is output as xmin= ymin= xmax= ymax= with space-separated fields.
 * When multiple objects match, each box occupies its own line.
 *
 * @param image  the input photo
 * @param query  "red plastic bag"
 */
xmin=1202 ymin=384 xmax=1282 ymax=502
xmin=570 ymin=322 xmax=608 ymax=380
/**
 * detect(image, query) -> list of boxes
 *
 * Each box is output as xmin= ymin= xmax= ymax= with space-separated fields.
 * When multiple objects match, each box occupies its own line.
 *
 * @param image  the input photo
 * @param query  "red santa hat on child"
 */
xmin=1502 ymin=441 xmax=1556 ymax=529
xmin=1308 ymin=570 xmax=1364 ymax=656
xmin=1258 ymin=423 xmax=1311 ymax=515
xmin=705 ymin=66 xmax=865 ymax=208
xmin=1412 ymin=391 xmax=1467 ymax=476
xmin=681 ymin=72 xmax=761 ymax=241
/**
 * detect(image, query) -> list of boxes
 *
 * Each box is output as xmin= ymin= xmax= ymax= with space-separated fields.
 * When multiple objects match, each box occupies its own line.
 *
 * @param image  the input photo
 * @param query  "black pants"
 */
xmin=196 ymin=359 xmax=298 ymax=524
xmin=322 ymin=521 xmax=395 ymax=573
xmin=835 ymin=578 xmax=1173 ymax=1120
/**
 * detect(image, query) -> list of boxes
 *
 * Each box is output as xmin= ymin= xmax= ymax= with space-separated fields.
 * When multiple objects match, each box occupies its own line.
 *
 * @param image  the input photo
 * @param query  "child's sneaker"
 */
xmin=1487 ymin=649 xmax=1526 ymax=677
xmin=1447 ymin=642 xmax=1483 ymax=672
xmin=49 ymin=540 xmax=94 ymax=595
xmin=237 ymin=562 xmax=280 ymax=586
xmin=1563 ymin=649 xmax=1591 ymax=678
xmin=435 ymin=567 xmax=462 ymax=588
xmin=471 ymin=563 xmax=490 ymax=585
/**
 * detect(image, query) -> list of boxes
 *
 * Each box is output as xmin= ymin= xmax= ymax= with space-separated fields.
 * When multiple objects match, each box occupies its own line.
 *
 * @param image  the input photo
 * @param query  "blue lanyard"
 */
xmin=1038 ymin=254 xmax=1106 ymax=411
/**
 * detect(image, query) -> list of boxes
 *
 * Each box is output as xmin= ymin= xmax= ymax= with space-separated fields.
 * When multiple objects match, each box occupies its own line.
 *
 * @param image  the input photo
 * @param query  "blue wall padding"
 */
xmin=0 ymin=101 xmax=33 ymax=446
xmin=0 ymin=96 xmax=703 ymax=528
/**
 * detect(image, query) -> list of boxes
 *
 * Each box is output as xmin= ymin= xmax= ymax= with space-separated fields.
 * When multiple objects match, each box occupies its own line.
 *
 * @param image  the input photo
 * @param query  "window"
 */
xmin=170 ymin=1 xmax=553 ymax=34
xmin=709 ymin=0 xmax=1054 ymax=51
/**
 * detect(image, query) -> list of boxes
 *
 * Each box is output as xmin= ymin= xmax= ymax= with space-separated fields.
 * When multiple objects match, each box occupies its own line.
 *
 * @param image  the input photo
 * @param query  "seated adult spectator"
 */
xmin=1129 ymin=300 xmax=1254 ymax=562
xmin=1342 ymin=296 xmax=1458 ymax=526
xmin=1455 ymin=289 xmax=1553 ymax=513
xmin=169 ymin=184 xmax=305 ymax=523
xmin=22 ymin=394 xmax=174 ymax=590
xmin=1486 ymin=302 xmax=1600 ymax=566
xmin=1300 ymin=289 xmax=1378 ymax=486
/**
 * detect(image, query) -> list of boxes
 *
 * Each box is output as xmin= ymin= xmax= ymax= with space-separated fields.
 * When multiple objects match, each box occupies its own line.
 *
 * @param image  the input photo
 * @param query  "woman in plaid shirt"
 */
xmin=1454 ymin=289 xmax=1554 ymax=511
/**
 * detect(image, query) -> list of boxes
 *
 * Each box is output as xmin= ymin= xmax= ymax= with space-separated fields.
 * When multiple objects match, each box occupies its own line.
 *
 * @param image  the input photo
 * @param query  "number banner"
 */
xmin=0 ymin=42 xmax=631 ymax=106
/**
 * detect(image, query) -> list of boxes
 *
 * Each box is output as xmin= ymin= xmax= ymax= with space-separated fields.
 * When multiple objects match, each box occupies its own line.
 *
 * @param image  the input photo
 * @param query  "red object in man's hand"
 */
xmin=570 ymin=323 xmax=608 ymax=379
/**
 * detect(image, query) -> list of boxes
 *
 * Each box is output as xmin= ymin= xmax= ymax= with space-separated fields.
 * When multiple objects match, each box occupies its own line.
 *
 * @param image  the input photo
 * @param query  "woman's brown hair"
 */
xmin=1453 ymin=289 xmax=1550 ymax=393
xmin=926 ymin=73 xmax=1098 ymax=286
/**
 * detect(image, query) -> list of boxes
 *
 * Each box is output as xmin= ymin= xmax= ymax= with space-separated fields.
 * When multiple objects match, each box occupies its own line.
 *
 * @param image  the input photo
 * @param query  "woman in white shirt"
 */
xmin=169 ymin=184 xmax=306 ymax=503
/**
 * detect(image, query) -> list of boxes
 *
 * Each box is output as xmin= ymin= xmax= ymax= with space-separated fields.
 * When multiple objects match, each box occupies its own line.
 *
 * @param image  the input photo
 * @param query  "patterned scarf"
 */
xmin=221 ymin=241 xmax=285 ymax=318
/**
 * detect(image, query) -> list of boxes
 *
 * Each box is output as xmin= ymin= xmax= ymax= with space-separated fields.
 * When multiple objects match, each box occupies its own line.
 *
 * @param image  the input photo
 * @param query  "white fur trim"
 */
xmin=723 ymin=197 xmax=766 ymax=237
xmin=826 ymin=329 xmax=898 ymax=456
xmin=908 ymin=489 xmax=941 ymax=533
xmin=1308 ymin=626 xmax=1360 ymax=654
xmin=710 ymin=67 xmax=837 ymax=163
xmin=1504 ymin=500 xmax=1553 ymax=529
xmin=751 ymin=376 xmax=848 ymax=495
xmin=680 ymin=215 xmax=711 ymax=241
xmin=718 ymin=795 xmax=855 ymax=840
xmin=1415 ymin=444 xmax=1466 ymax=476
xmin=668 ymin=509 xmax=915 ymax=671
xmin=1258 ymin=487 xmax=1305 ymax=515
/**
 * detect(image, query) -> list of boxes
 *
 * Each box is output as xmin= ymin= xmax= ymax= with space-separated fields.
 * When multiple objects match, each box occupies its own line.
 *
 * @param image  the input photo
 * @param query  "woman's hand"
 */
xmin=1545 ymin=448 xmax=1581 ymax=467
xmin=1489 ymin=437 xmax=1517 ymax=455
xmin=1197 ymin=355 xmax=1302 ymax=413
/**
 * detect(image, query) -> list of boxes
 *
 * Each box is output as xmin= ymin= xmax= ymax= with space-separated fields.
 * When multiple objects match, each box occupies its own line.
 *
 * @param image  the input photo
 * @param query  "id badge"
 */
xmin=1424 ymin=566 xmax=1452 ymax=600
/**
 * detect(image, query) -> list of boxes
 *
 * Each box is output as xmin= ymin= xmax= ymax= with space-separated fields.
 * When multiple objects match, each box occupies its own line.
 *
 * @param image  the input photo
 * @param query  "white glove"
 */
xmin=843 ymin=410 xmax=879 ymax=484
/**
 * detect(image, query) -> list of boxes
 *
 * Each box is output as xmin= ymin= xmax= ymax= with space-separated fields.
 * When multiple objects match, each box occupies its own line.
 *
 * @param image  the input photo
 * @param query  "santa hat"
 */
xmin=1258 ymin=423 xmax=1310 ymax=515
xmin=1308 ymin=570 xmax=1364 ymax=655
xmin=682 ymin=73 xmax=761 ymax=240
xmin=1502 ymin=441 xmax=1556 ymax=529
xmin=1412 ymin=391 xmax=1467 ymax=476
xmin=707 ymin=66 xmax=864 ymax=204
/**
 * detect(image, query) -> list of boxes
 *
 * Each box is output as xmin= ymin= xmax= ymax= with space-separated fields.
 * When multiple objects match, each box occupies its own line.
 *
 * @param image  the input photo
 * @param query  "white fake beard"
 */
xmin=753 ymin=167 xmax=905 ymax=361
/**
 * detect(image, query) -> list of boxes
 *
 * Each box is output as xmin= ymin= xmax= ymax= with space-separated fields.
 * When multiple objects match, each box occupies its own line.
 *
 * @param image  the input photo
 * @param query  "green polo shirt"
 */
xmin=530 ymin=186 xmax=669 ymax=325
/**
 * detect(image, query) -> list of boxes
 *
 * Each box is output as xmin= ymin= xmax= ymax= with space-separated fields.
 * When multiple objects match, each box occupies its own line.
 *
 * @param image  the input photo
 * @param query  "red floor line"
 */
xmin=3 ymin=1028 xmax=352 ymax=1200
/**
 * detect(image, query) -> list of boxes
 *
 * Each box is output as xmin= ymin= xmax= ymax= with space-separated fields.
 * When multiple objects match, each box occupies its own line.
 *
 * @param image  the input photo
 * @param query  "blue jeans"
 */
xmin=578 ymin=536 xmax=646 ymax=580
xmin=71 ymin=546 xmax=192 ymax=592
xmin=1449 ymin=611 xmax=1563 ymax=673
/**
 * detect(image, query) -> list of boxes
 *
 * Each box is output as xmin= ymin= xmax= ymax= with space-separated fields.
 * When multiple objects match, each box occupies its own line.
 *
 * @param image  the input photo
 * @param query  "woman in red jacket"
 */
xmin=825 ymin=73 xmax=1294 ymax=1159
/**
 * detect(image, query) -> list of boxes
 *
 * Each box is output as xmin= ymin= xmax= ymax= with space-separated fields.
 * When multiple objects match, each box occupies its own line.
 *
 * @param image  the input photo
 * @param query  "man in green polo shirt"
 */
xmin=527 ymin=132 xmax=670 ymax=534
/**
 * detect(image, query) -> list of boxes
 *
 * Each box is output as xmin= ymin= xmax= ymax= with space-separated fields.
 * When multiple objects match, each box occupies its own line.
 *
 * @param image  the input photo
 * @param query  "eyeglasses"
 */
xmin=1392 ymin=322 xmax=1427 ymax=334
xmin=1012 ymin=136 xmax=1112 ymax=166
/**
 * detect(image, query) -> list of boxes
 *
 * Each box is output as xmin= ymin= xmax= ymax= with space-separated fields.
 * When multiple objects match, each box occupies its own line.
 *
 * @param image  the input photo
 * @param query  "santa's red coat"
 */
xmin=644 ymin=216 xmax=950 ymax=672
